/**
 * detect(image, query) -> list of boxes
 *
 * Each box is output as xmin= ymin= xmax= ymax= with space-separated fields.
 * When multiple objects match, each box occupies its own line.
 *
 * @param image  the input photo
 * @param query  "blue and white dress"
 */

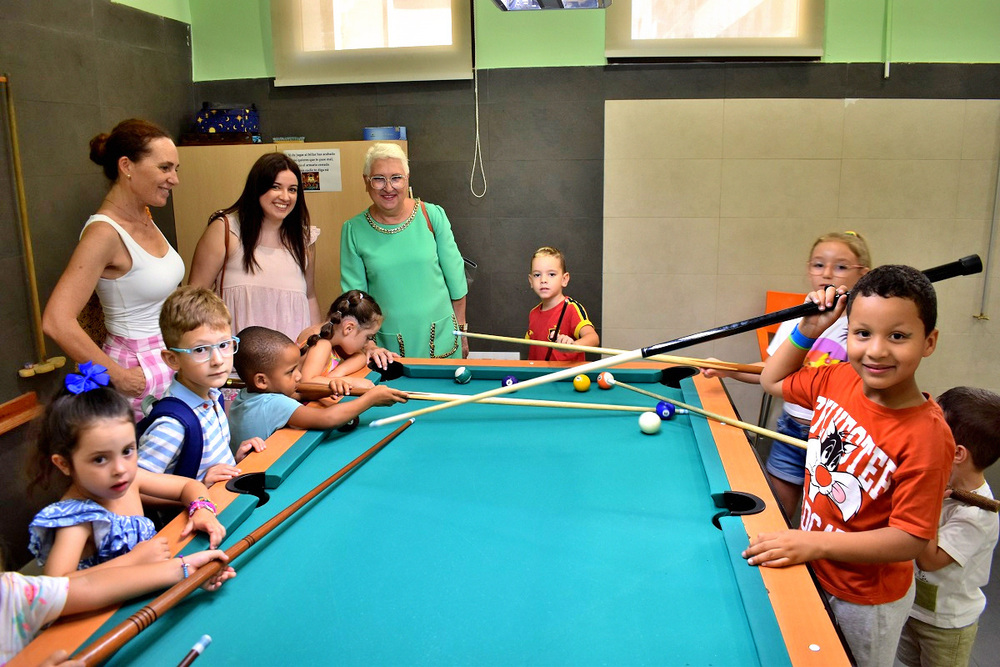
xmin=28 ymin=499 xmax=156 ymax=569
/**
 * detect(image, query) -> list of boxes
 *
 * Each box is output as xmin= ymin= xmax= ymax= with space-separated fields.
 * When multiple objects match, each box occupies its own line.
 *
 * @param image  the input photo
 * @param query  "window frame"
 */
xmin=271 ymin=0 xmax=473 ymax=86
xmin=605 ymin=0 xmax=825 ymax=60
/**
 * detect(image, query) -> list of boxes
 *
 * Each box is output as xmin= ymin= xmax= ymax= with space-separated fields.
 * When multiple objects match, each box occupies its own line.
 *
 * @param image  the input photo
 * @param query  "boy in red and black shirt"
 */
xmin=524 ymin=246 xmax=598 ymax=363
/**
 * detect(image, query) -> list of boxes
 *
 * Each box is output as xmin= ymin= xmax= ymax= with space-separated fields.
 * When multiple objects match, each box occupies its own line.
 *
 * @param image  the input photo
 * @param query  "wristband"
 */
xmin=188 ymin=497 xmax=217 ymax=517
xmin=456 ymin=323 xmax=469 ymax=332
xmin=179 ymin=556 xmax=190 ymax=579
xmin=788 ymin=325 xmax=818 ymax=351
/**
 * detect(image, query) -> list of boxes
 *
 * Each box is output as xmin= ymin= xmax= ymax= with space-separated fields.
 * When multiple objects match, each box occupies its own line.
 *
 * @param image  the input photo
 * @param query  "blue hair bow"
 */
xmin=65 ymin=361 xmax=110 ymax=395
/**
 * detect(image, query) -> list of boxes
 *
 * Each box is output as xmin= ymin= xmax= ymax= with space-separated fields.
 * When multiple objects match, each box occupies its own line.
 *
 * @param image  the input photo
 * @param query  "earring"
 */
xmin=126 ymin=173 xmax=132 ymax=179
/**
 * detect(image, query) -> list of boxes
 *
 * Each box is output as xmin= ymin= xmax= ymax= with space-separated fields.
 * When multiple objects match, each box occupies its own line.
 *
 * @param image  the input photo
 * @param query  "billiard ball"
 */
xmin=638 ymin=411 xmax=661 ymax=435
xmin=655 ymin=401 xmax=676 ymax=420
xmin=501 ymin=375 xmax=519 ymax=387
xmin=454 ymin=366 xmax=472 ymax=384
xmin=573 ymin=374 xmax=591 ymax=392
xmin=338 ymin=416 xmax=361 ymax=432
xmin=596 ymin=372 xmax=615 ymax=390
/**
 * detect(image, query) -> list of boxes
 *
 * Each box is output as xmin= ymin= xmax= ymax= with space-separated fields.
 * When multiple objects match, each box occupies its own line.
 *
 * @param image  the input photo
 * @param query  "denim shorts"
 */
xmin=765 ymin=411 xmax=810 ymax=484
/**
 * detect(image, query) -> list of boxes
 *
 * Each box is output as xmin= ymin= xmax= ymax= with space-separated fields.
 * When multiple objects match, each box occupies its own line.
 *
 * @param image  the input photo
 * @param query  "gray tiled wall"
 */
xmin=0 ymin=0 xmax=193 ymax=566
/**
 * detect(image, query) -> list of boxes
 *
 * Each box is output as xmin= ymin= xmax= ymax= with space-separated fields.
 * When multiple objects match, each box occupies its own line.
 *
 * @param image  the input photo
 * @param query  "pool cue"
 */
xmin=609 ymin=378 xmax=807 ymax=449
xmin=73 ymin=419 xmax=414 ymax=666
xmin=612 ymin=378 xmax=1000 ymax=513
xmin=407 ymin=390 xmax=659 ymax=414
xmin=223 ymin=378 xmax=351 ymax=402
xmin=369 ymin=255 xmax=982 ymax=429
xmin=1 ymin=75 xmax=65 ymax=376
xmin=948 ymin=488 xmax=1000 ymax=513
xmin=544 ymin=298 xmax=570 ymax=361
xmin=457 ymin=331 xmax=763 ymax=375
xmin=176 ymin=634 xmax=211 ymax=667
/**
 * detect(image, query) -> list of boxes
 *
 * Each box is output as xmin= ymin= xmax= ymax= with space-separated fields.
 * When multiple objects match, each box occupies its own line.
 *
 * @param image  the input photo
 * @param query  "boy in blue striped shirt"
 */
xmin=139 ymin=286 xmax=263 ymax=485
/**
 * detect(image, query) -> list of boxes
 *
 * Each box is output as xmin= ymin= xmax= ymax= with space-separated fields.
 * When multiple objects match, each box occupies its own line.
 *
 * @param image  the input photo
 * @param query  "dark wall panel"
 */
xmin=0 ymin=0 xmax=193 ymax=567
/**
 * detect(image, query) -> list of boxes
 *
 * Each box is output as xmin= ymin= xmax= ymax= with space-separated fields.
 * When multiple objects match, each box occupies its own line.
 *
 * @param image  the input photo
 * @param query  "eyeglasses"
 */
xmin=368 ymin=174 xmax=406 ymax=190
xmin=169 ymin=337 xmax=240 ymax=363
xmin=807 ymin=261 xmax=866 ymax=277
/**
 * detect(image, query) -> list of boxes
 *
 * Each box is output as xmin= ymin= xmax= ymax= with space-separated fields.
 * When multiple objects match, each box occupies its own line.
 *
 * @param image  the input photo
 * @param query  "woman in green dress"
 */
xmin=340 ymin=143 xmax=468 ymax=358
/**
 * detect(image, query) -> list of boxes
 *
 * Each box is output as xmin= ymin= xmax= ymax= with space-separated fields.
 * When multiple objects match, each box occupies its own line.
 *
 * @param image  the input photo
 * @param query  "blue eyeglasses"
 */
xmin=169 ymin=337 xmax=240 ymax=363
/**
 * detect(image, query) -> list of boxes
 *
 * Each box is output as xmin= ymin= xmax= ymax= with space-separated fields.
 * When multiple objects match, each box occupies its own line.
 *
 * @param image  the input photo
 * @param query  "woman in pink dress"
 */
xmin=189 ymin=153 xmax=320 ymax=341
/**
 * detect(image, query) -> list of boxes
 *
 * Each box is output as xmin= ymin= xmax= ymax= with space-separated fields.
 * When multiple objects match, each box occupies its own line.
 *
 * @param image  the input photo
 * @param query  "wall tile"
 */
xmin=843 ymin=99 xmax=965 ymax=159
xmin=605 ymin=99 xmax=723 ymax=160
xmin=723 ymin=99 xmax=844 ymax=159
xmin=605 ymin=158 xmax=721 ymax=218
xmin=490 ymin=100 xmax=604 ymax=161
xmin=93 ymin=0 xmax=167 ymax=50
xmin=957 ymin=160 xmax=999 ymax=220
xmin=0 ymin=22 xmax=100 ymax=106
xmin=721 ymin=159 xmax=841 ymax=219
xmin=0 ymin=0 xmax=94 ymax=35
xmin=724 ymin=63 xmax=848 ymax=99
xmin=488 ymin=67 xmax=604 ymax=106
xmin=717 ymin=218 xmax=842 ymax=277
xmin=604 ymin=64 xmax=727 ymax=100
xmin=839 ymin=159 xmax=960 ymax=219
xmin=604 ymin=217 xmax=719 ymax=276
xmin=962 ymin=100 xmax=1000 ymax=160
xmin=490 ymin=159 xmax=602 ymax=219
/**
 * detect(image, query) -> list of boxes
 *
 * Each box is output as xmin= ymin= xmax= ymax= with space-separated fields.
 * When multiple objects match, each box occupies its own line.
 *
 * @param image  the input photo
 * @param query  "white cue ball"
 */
xmin=638 ymin=411 xmax=661 ymax=435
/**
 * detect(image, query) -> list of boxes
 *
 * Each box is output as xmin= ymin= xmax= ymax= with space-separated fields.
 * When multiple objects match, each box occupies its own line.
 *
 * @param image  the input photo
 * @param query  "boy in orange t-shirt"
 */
xmin=749 ymin=265 xmax=955 ymax=667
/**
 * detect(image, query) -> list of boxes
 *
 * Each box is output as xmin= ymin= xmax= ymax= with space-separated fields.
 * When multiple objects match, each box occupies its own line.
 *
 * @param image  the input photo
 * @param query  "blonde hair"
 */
xmin=811 ymin=231 xmax=872 ymax=269
xmin=530 ymin=246 xmax=567 ymax=273
xmin=363 ymin=143 xmax=408 ymax=176
xmin=159 ymin=286 xmax=232 ymax=348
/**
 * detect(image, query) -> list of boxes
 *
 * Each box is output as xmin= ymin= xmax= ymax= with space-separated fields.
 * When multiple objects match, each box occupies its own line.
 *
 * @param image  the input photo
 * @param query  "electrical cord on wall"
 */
xmin=469 ymin=2 xmax=487 ymax=198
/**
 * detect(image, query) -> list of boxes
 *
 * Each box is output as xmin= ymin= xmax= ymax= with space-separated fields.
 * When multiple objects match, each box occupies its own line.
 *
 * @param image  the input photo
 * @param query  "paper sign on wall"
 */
xmin=284 ymin=149 xmax=343 ymax=192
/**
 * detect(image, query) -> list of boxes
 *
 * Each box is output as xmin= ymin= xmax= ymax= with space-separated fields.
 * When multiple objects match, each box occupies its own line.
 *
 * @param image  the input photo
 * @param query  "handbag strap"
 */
xmin=209 ymin=211 xmax=230 ymax=294
xmin=419 ymin=199 xmax=433 ymax=237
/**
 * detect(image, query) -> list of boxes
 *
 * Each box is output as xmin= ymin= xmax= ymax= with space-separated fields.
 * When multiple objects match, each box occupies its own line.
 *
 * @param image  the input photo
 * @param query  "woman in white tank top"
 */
xmin=42 ymin=119 xmax=184 ymax=419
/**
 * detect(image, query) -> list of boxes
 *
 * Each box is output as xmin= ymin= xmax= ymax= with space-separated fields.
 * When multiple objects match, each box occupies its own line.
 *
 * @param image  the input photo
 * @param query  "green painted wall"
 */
xmin=183 ymin=0 xmax=1000 ymax=81
xmin=113 ymin=0 xmax=190 ymax=24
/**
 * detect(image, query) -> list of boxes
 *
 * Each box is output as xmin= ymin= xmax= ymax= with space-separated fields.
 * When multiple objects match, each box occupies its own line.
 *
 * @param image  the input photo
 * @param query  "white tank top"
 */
xmin=82 ymin=214 xmax=185 ymax=338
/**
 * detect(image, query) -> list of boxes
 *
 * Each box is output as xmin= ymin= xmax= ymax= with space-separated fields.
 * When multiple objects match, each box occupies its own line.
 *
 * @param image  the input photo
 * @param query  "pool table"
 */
xmin=20 ymin=360 xmax=850 ymax=666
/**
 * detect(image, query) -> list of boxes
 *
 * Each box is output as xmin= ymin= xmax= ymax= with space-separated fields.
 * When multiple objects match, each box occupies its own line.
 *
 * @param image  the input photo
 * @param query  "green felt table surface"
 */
xmin=88 ymin=364 xmax=792 ymax=666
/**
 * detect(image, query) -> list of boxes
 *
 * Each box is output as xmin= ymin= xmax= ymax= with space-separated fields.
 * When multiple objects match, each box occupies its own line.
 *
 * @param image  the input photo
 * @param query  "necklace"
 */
xmin=104 ymin=198 xmax=152 ymax=227
xmin=365 ymin=200 xmax=418 ymax=235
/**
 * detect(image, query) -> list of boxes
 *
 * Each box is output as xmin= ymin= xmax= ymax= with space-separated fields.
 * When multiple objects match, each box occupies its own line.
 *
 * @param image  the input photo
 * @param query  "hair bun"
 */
xmin=88 ymin=133 xmax=110 ymax=165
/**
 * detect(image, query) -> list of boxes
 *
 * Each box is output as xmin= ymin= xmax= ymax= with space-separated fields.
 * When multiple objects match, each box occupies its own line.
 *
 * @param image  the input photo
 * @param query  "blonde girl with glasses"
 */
xmin=704 ymin=231 xmax=871 ymax=521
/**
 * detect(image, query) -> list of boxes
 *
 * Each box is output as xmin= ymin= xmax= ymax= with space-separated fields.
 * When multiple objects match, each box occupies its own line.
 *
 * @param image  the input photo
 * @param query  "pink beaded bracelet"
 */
xmin=188 ymin=498 xmax=217 ymax=517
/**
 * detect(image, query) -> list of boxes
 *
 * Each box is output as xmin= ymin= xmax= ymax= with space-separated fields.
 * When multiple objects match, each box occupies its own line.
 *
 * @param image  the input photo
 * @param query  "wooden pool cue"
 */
xmin=610 ymin=380 xmax=999 ymax=513
xmin=407 ymin=390 xmax=660 ymax=414
xmin=370 ymin=255 xmax=981 ymax=429
xmin=607 ymin=377 xmax=807 ymax=449
xmin=948 ymin=488 xmax=1000 ymax=513
xmin=1 ymin=74 xmax=65 ymax=377
xmin=74 ymin=420 xmax=414 ymax=666
xmin=456 ymin=331 xmax=762 ymax=375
